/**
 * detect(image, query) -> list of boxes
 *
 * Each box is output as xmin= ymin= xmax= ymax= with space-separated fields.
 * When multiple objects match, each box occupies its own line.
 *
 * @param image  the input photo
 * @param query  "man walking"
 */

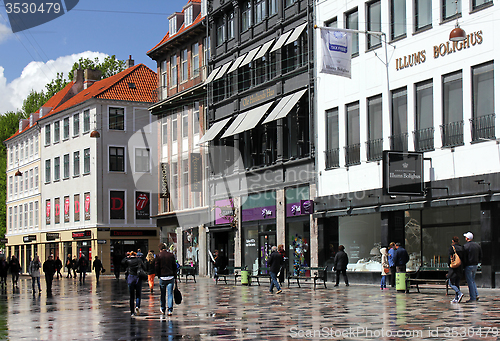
xmin=463 ymin=232 xmax=482 ymax=303
xmin=93 ymin=256 xmax=103 ymax=285
xmin=333 ymin=245 xmax=349 ymax=287
xmin=393 ymin=242 xmax=410 ymax=293
xmin=155 ymin=243 xmax=177 ymax=316
xmin=54 ymin=256 xmax=63 ymax=279
xmin=77 ymin=253 xmax=88 ymax=283
xmin=43 ymin=255 xmax=56 ymax=296
xmin=8 ymin=255 xmax=20 ymax=288
xmin=268 ymin=246 xmax=283 ymax=294
xmin=66 ymin=254 xmax=73 ymax=278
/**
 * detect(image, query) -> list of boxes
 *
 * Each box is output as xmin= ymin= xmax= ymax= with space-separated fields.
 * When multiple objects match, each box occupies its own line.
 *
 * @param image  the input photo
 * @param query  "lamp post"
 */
xmin=449 ymin=0 xmax=466 ymax=42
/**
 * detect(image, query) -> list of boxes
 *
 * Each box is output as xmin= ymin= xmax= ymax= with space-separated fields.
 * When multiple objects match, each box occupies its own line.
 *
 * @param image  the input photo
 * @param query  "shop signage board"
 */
xmin=72 ymin=230 xmax=91 ymax=239
xmin=190 ymin=153 xmax=202 ymax=192
xmin=214 ymin=199 xmax=235 ymax=225
xmin=383 ymin=151 xmax=424 ymax=196
xmin=242 ymin=205 xmax=276 ymax=222
xmin=286 ymin=200 xmax=314 ymax=217
xmin=160 ymin=163 xmax=169 ymax=198
xmin=135 ymin=191 xmax=150 ymax=220
xmin=97 ymin=240 xmax=107 ymax=244
xmin=46 ymin=233 xmax=60 ymax=241
xmin=23 ymin=235 xmax=36 ymax=243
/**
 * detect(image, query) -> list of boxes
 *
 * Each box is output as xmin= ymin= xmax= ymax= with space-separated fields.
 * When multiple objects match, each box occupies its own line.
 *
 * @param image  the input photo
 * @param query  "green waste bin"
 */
xmin=241 ymin=270 xmax=251 ymax=285
xmin=396 ymin=272 xmax=407 ymax=292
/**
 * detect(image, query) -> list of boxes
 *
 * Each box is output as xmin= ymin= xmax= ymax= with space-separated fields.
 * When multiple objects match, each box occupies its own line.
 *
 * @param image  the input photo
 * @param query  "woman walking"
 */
xmin=146 ymin=252 xmax=156 ymax=293
xmin=122 ymin=251 xmax=146 ymax=317
xmin=380 ymin=247 xmax=390 ymax=290
xmin=29 ymin=255 xmax=42 ymax=295
xmin=448 ymin=236 xmax=466 ymax=303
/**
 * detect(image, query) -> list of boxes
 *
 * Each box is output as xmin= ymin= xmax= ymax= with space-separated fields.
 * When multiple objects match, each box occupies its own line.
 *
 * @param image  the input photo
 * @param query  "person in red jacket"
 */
xmin=155 ymin=243 xmax=177 ymax=316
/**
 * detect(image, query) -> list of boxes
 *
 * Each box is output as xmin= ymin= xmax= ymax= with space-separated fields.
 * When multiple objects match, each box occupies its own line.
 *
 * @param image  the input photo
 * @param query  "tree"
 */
xmin=68 ymin=55 xmax=126 ymax=81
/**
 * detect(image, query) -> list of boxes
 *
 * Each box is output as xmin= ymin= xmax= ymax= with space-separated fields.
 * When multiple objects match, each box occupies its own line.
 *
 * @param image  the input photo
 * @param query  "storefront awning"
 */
xmin=227 ymin=53 xmax=248 ymax=73
xmin=197 ymin=117 xmax=232 ymax=144
xmin=240 ymin=46 xmax=262 ymax=67
xmin=270 ymin=30 xmax=293 ymax=53
xmin=221 ymin=102 xmax=274 ymax=138
xmin=263 ymin=89 xmax=307 ymax=124
xmin=211 ymin=61 xmax=233 ymax=82
xmin=205 ymin=65 xmax=222 ymax=84
xmin=253 ymin=40 xmax=274 ymax=61
xmin=285 ymin=22 xmax=307 ymax=45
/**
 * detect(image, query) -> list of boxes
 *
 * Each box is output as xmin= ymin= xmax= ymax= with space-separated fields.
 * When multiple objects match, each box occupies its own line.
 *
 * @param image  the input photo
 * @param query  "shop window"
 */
xmin=415 ymin=0 xmax=432 ymax=31
xmin=367 ymin=95 xmax=383 ymax=161
xmin=391 ymin=0 xmax=406 ymax=40
xmin=287 ymin=221 xmax=310 ymax=275
xmin=414 ymin=80 xmax=434 ymax=151
xmin=109 ymin=191 xmax=125 ymax=220
xmin=183 ymin=229 xmax=199 ymax=271
xmin=391 ymin=87 xmax=408 ymax=151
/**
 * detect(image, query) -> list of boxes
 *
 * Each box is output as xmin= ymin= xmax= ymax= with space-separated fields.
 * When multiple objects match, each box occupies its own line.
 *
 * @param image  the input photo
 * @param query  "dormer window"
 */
xmin=185 ymin=5 xmax=193 ymax=26
xmin=169 ymin=16 xmax=178 ymax=35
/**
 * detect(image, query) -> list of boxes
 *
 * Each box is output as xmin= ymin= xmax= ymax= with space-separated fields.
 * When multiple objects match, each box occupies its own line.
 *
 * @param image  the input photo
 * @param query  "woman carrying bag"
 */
xmin=146 ymin=252 xmax=156 ymax=293
xmin=380 ymin=247 xmax=390 ymax=290
xmin=122 ymin=251 xmax=147 ymax=316
xmin=448 ymin=236 xmax=466 ymax=303
xmin=29 ymin=255 xmax=42 ymax=295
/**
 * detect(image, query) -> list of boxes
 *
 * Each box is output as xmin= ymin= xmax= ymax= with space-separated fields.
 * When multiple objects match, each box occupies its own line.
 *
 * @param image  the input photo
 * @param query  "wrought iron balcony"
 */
xmin=344 ymin=143 xmax=360 ymax=167
xmin=389 ymin=133 xmax=408 ymax=152
xmin=470 ymin=113 xmax=495 ymax=142
xmin=366 ymin=138 xmax=383 ymax=161
xmin=413 ymin=127 xmax=435 ymax=152
xmin=441 ymin=121 xmax=464 ymax=147
xmin=324 ymin=148 xmax=340 ymax=169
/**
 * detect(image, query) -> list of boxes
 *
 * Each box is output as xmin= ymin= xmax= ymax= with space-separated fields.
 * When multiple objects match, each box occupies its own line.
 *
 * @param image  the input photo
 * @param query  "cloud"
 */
xmin=0 ymin=22 xmax=12 ymax=43
xmin=0 ymin=51 xmax=108 ymax=114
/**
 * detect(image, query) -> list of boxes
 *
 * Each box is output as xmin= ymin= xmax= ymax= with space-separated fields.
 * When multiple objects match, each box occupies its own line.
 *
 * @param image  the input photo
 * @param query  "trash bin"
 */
xmin=396 ymin=272 xmax=407 ymax=292
xmin=241 ymin=269 xmax=251 ymax=285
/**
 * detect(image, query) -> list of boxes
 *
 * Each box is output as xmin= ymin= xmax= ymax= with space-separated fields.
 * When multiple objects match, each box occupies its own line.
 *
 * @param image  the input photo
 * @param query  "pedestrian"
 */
xmin=463 ymin=232 xmax=482 ymax=303
xmin=92 ymin=256 xmax=103 ymax=285
xmin=29 ymin=255 xmax=42 ymax=295
xmin=137 ymin=249 xmax=144 ymax=260
xmin=388 ymin=242 xmax=396 ymax=287
xmin=448 ymin=236 xmax=466 ymax=303
xmin=72 ymin=256 xmax=78 ymax=278
xmin=380 ymin=247 xmax=390 ymax=290
xmin=0 ymin=257 xmax=8 ymax=288
xmin=268 ymin=246 xmax=283 ymax=294
xmin=65 ymin=254 xmax=73 ymax=278
xmin=333 ymin=245 xmax=349 ymax=287
xmin=155 ymin=243 xmax=177 ymax=316
xmin=146 ymin=251 xmax=156 ymax=293
xmin=213 ymin=250 xmax=227 ymax=280
xmin=277 ymin=244 xmax=286 ymax=285
xmin=8 ymin=255 xmax=20 ymax=288
xmin=122 ymin=251 xmax=146 ymax=317
xmin=77 ymin=253 xmax=88 ymax=283
xmin=393 ymin=243 xmax=410 ymax=292
xmin=54 ymin=256 xmax=63 ymax=279
xmin=112 ymin=253 xmax=122 ymax=279
xmin=43 ymin=255 xmax=56 ymax=295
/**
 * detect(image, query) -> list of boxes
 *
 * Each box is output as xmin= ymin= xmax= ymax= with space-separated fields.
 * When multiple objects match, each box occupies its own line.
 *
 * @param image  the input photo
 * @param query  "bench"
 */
xmin=288 ymin=266 xmax=327 ymax=289
xmin=215 ymin=267 xmax=241 ymax=285
xmin=178 ymin=266 xmax=197 ymax=283
xmin=248 ymin=267 xmax=272 ymax=286
xmin=407 ymin=267 xmax=450 ymax=295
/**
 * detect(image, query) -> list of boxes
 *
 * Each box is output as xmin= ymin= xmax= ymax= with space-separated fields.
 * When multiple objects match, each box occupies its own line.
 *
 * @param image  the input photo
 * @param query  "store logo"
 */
xmin=4 ymin=0 xmax=79 ymax=33
xmin=136 ymin=193 xmax=149 ymax=211
xmin=291 ymin=205 xmax=301 ymax=215
xmin=402 ymin=162 xmax=408 ymax=169
xmin=261 ymin=208 xmax=272 ymax=218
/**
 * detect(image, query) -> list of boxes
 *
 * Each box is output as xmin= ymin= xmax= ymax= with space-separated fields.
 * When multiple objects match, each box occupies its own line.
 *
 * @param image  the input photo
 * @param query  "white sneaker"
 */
xmin=451 ymin=298 xmax=458 ymax=303
xmin=160 ymin=308 xmax=165 ymax=315
xmin=135 ymin=307 xmax=140 ymax=315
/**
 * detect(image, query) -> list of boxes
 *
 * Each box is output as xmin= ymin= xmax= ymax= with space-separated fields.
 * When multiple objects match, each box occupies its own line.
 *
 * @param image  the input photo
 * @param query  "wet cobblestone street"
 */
xmin=1 ymin=275 xmax=500 ymax=340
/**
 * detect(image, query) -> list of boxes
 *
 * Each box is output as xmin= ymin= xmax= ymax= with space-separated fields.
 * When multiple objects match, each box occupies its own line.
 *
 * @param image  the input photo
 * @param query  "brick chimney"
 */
xmin=84 ymin=69 xmax=102 ymax=89
xmin=126 ymin=55 xmax=134 ymax=68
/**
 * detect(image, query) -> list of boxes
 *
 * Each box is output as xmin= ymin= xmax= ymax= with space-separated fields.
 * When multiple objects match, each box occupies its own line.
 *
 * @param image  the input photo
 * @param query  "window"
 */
xmin=182 ymin=107 xmax=189 ymax=138
xmin=227 ymin=12 xmax=235 ymax=40
xmin=391 ymin=87 xmax=408 ymax=151
xmin=161 ymin=60 xmax=168 ymax=95
xmin=415 ymin=0 xmax=432 ymax=31
xmin=19 ymin=205 xmax=22 ymax=229
xmin=109 ymin=107 xmax=125 ymax=130
xmin=24 ymin=203 xmax=28 ymax=228
xmin=346 ymin=9 xmax=359 ymax=56
xmin=471 ymin=61 xmax=495 ymax=142
xmin=185 ymin=5 xmax=193 ymax=26
xmin=183 ymin=159 xmax=189 ymax=209
xmin=29 ymin=169 xmax=33 ymax=190
xmin=84 ymin=148 xmax=91 ymax=174
xmin=63 ymin=154 xmax=70 ymax=179
xmin=473 ymin=0 xmax=492 ymax=10
xmin=241 ymin=0 xmax=251 ymax=31
xmin=45 ymin=159 xmax=51 ymax=183
xmin=15 ymin=145 xmax=18 ymax=164
xmin=14 ymin=175 xmax=18 ymax=195
xmin=181 ymin=49 xmax=188 ymax=82
xmin=269 ymin=0 xmax=278 ymax=15
xmin=203 ymin=37 xmax=210 ymax=67
xmin=54 ymin=157 xmax=60 ymax=181
xmin=325 ymin=108 xmax=340 ymax=169
xmin=29 ymin=202 xmax=33 ymax=227
xmin=9 ymin=176 xmax=13 ymax=198
xmin=193 ymin=102 xmax=200 ymax=135
xmin=109 ymin=147 xmax=125 ymax=172
xmin=162 ymin=119 xmax=168 ymax=145
xmin=170 ymin=54 xmax=178 ymax=87
xmin=367 ymin=95 xmax=383 ymax=160
xmin=45 ymin=124 xmax=50 ymax=145
xmin=35 ymin=135 xmax=38 ymax=154
xmin=216 ymin=18 xmax=225 ymax=46
xmin=255 ymin=0 xmax=266 ymax=24
xmin=442 ymin=71 xmax=463 ymax=147
xmin=345 ymin=102 xmax=360 ymax=166
xmin=74 ymin=151 xmax=80 ymax=176
xmin=24 ymin=141 xmax=28 ymax=160
xmin=282 ymin=30 xmax=308 ymax=74
xmin=172 ymin=117 xmax=178 ymax=142
xmin=14 ymin=206 xmax=17 ymax=230
xmin=9 ymin=147 xmax=12 ymax=166
xmin=29 ymin=138 xmax=33 ymax=157
xmin=73 ymin=113 xmax=80 ymax=136
xmin=34 ymin=167 xmax=38 ymax=189
xmin=83 ymin=109 xmax=90 ymax=132
xmin=34 ymin=201 xmax=39 ymax=227
xmin=391 ymin=0 xmax=406 ymax=39
xmin=171 ymin=162 xmax=178 ymax=210
xmin=135 ymin=148 xmax=150 ymax=173
xmin=20 ymin=142 xmax=23 ymax=161
xmin=169 ymin=16 xmax=177 ymax=35
xmin=24 ymin=172 xmax=28 ymax=192
xmin=192 ymin=43 xmax=200 ymax=78
xmin=367 ymin=1 xmax=382 ymax=49
xmin=326 ymin=17 xmax=338 ymax=27
xmin=285 ymin=0 xmax=295 ymax=7
xmin=443 ymin=0 xmax=460 ymax=21
xmin=8 ymin=207 xmax=12 ymax=232
xmin=415 ymin=80 xmax=434 ymax=151
xmin=63 ymin=117 xmax=70 ymax=139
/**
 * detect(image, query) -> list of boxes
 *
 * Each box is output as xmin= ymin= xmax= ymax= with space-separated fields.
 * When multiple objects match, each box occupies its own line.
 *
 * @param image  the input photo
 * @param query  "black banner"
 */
xmin=160 ymin=163 xmax=169 ymax=198
xmin=383 ymin=151 xmax=424 ymax=196
xmin=135 ymin=191 xmax=150 ymax=220
xmin=110 ymin=191 xmax=125 ymax=220
xmin=190 ymin=153 xmax=202 ymax=192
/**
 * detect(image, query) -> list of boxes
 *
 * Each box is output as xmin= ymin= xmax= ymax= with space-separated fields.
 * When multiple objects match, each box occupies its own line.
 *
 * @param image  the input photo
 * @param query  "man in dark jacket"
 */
xmin=155 ymin=243 xmax=177 ymax=316
xmin=8 ymin=255 xmax=20 ymax=288
xmin=448 ymin=236 xmax=466 ymax=303
xmin=43 ymin=255 xmax=56 ymax=295
xmin=65 ymin=254 xmax=73 ymax=278
xmin=393 ymin=243 xmax=410 ymax=273
xmin=92 ymin=256 xmax=103 ymax=285
xmin=463 ymin=232 xmax=482 ymax=303
xmin=333 ymin=245 xmax=349 ymax=287
xmin=54 ymin=256 xmax=63 ymax=279
xmin=77 ymin=253 xmax=88 ymax=283
xmin=268 ymin=246 xmax=283 ymax=294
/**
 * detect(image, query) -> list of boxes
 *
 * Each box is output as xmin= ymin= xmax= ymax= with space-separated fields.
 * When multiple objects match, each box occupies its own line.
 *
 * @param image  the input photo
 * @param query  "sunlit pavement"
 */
xmin=1 ymin=275 xmax=499 ymax=340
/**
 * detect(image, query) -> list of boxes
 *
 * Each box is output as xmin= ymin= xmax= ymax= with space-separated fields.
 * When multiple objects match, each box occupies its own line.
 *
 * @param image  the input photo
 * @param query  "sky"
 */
xmin=0 ymin=0 xmax=188 ymax=114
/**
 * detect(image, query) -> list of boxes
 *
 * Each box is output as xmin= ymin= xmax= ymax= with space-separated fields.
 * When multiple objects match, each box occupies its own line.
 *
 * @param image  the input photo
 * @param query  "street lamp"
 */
xmin=449 ymin=0 xmax=466 ymax=42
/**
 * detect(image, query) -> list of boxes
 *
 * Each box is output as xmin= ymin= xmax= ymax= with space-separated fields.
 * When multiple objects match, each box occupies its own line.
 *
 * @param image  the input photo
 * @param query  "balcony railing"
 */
xmin=413 ymin=127 xmax=435 ymax=152
xmin=366 ymin=138 xmax=383 ymax=161
xmin=441 ymin=121 xmax=464 ymax=147
xmin=344 ymin=143 xmax=360 ymax=167
xmin=389 ymin=133 xmax=408 ymax=151
xmin=470 ymin=113 xmax=495 ymax=142
xmin=325 ymin=148 xmax=340 ymax=169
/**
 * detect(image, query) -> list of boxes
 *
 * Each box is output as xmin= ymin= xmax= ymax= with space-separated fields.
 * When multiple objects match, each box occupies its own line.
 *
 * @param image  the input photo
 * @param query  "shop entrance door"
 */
xmin=259 ymin=233 xmax=276 ymax=274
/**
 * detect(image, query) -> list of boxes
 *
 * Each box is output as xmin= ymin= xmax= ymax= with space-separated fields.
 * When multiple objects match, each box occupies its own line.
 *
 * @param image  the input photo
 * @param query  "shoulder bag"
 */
xmin=174 ymin=280 xmax=182 ymax=304
xmin=450 ymin=245 xmax=462 ymax=269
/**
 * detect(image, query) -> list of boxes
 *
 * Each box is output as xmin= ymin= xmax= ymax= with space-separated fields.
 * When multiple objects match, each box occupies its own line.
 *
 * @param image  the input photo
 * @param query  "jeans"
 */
xmin=32 ymin=276 xmax=41 ymax=292
xmin=269 ymin=272 xmax=281 ymax=293
xmin=128 ymin=280 xmax=142 ymax=314
xmin=448 ymin=277 xmax=462 ymax=299
xmin=465 ymin=265 xmax=479 ymax=300
xmin=381 ymin=275 xmax=387 ymax=288
xmin=160 ymin=278 xmax=175 ymax=312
